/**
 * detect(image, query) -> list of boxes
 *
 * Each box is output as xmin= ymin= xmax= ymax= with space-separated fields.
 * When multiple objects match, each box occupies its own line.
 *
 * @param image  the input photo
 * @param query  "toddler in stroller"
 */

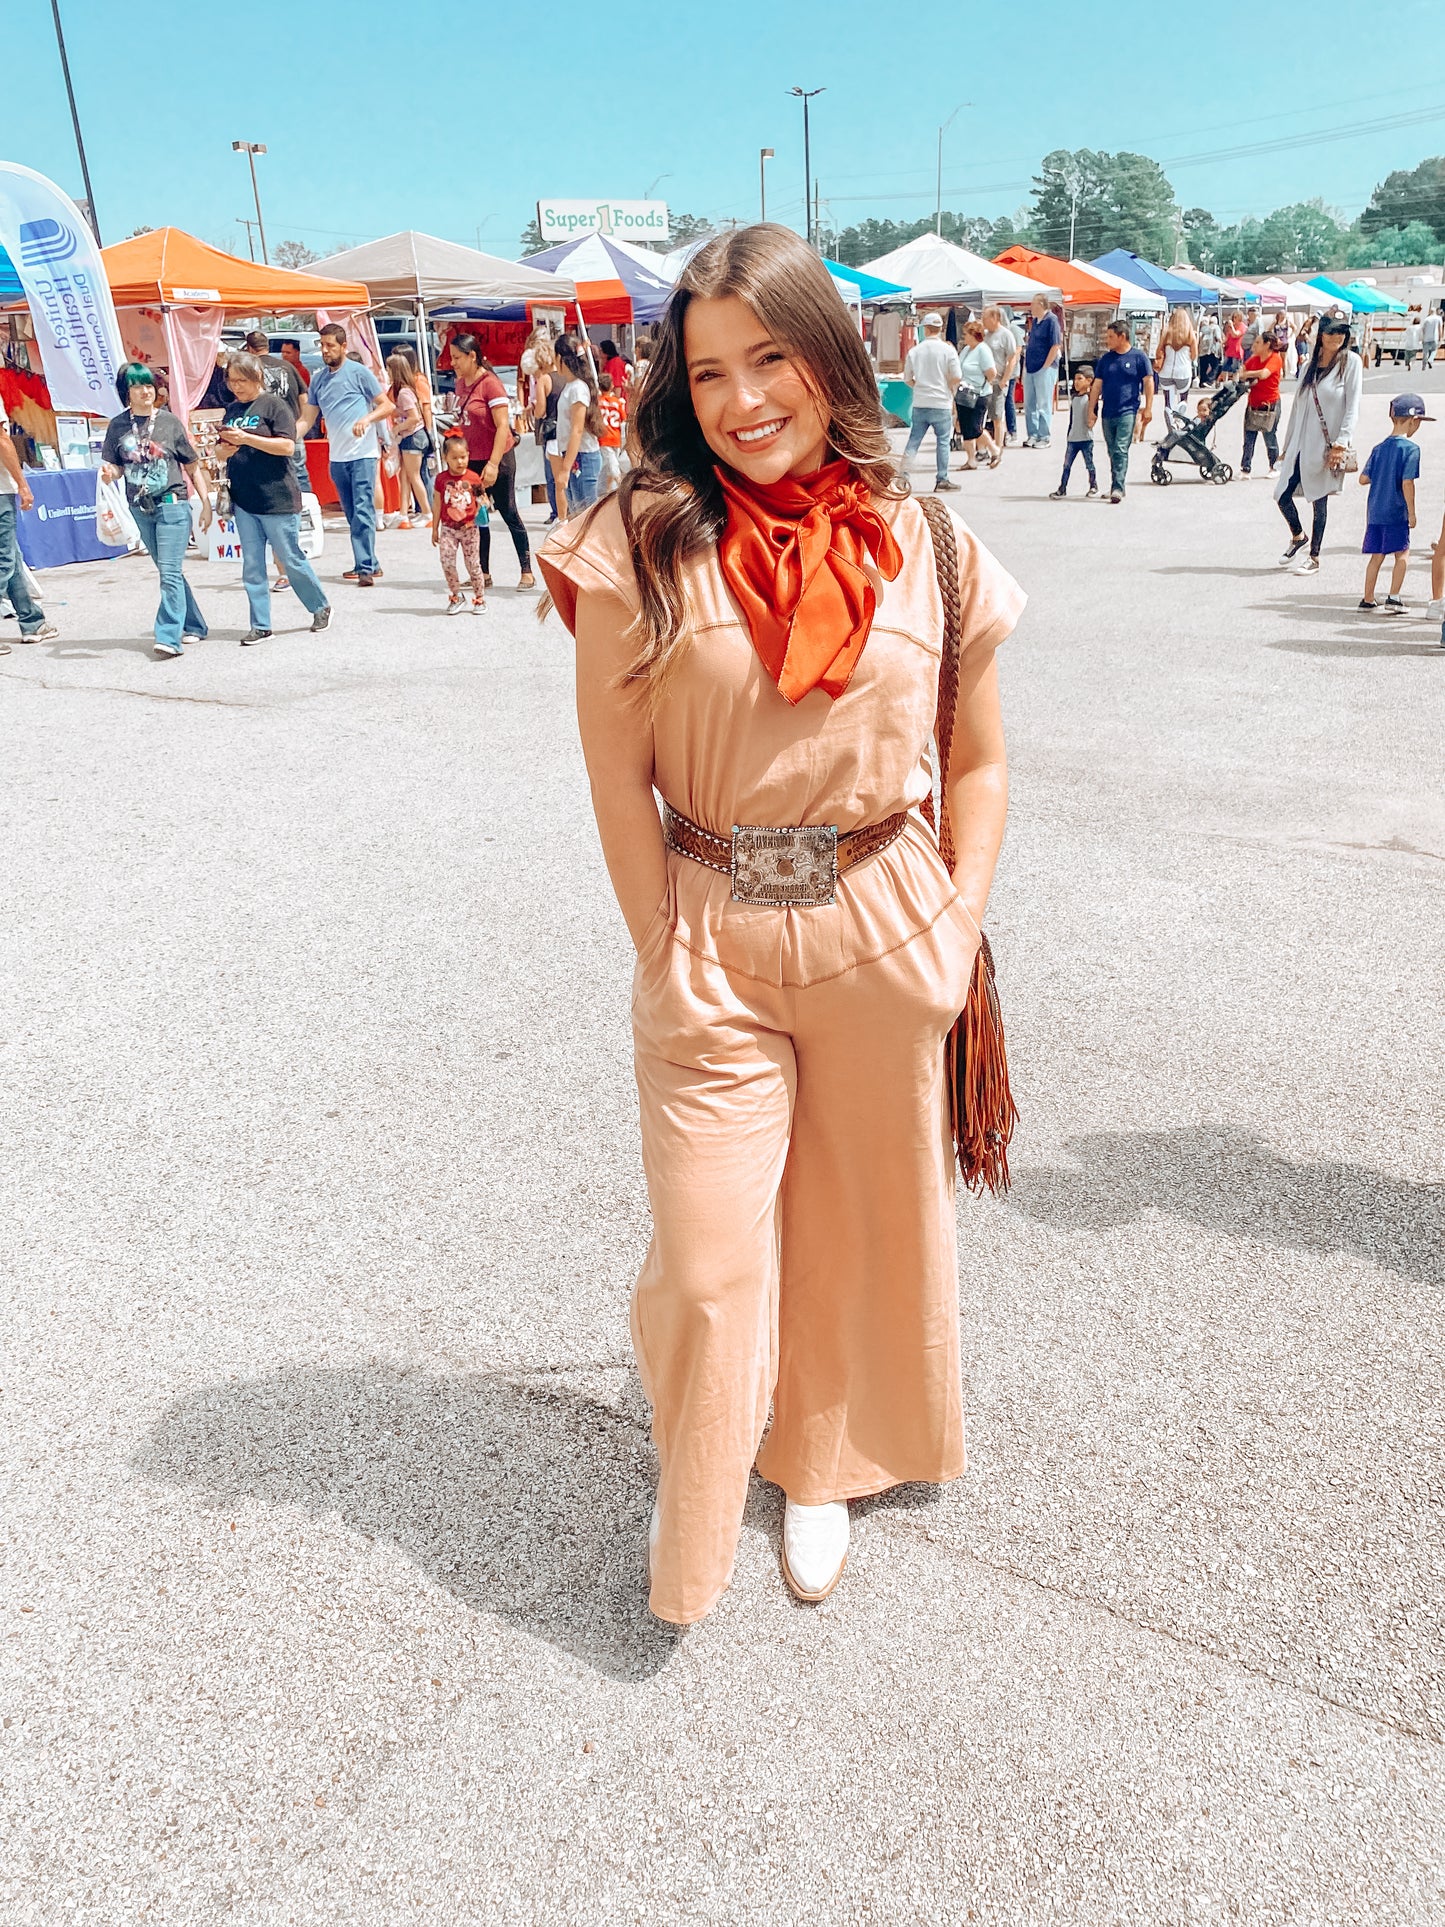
xmin=1150 ymin=379 xmax=1247 ymax=485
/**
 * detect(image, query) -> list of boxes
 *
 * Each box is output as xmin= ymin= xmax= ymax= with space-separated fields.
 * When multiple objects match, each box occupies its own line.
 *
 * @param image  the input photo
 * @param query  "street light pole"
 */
xmin=759 ymin=148 xmax=774 ymax=222
xmin=790 ymin=87 xmax=825 ymax=249
xmin=935 ymin=104 xmax=970 ymax=239
xmin=48 ymin=0 xmax=101 ymax=242
xmin=231 ymin=141 xmax=269 ymax=264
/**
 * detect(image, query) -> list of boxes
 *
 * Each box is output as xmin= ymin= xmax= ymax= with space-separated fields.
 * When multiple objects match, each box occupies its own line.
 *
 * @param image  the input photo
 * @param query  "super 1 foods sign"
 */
xmin=536 ymin=200 xmax=670 ymax=244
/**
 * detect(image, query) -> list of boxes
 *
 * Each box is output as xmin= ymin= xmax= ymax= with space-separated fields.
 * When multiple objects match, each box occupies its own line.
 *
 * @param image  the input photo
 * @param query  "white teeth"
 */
xmin=735 ymin=420 xmax=785 ymax=444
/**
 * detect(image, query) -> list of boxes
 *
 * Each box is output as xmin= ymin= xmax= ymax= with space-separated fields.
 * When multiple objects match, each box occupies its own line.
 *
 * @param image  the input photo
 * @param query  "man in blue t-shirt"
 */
xmin=1088 ymin=322 xmax=1155 ymax=502
xmin=1022 ymin=293 xmax=1063 ymax=449
xmin=297 ymin=324 xmax=395 ymax=585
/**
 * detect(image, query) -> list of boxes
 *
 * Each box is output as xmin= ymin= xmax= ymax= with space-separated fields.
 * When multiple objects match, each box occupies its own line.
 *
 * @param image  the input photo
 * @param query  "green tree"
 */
xmin=1348 ymin=219 xmax=1441 ymax=268
xmin=273 ymin=239 xmax=319 ymax=269
xmin=1180 ymin=206 xmax=1221 ymax=270
xmin=1025 ymin=148 xmax=1177 ymax=262
xmin=1360 ymin=157 xmax=1445 ymax=243
xmin=127 ymin=223 xmax=154 ymax=238
xmin=519 ymin=215 xmax=545 ymax=255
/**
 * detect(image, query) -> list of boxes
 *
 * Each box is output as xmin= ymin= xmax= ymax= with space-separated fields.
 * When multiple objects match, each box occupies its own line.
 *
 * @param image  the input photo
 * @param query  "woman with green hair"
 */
xmin=100 ymin=363 xmax=214 ymax=658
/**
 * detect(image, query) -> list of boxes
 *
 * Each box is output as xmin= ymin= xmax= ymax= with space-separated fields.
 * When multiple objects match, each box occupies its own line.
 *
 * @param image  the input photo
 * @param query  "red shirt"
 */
xmin=597 ymin=390 xmax=626 ymax=449
xmin=1243 ymin=349 xmax=1282 ymax=407
xmin=605 ymin=355 xmax=629 ymax=389
xmin=1223 ymin=327 xmax=1244 ymax=359
xmin=454 ymin=370 xmax=508 ymax=467
xmin=436 ymin=468 xmax=485 ymax=526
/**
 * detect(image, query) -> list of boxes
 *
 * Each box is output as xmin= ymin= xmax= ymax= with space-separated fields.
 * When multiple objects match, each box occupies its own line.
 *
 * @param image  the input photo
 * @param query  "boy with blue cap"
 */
xmin=1357 ymin=393 xmax=1430 ymax=615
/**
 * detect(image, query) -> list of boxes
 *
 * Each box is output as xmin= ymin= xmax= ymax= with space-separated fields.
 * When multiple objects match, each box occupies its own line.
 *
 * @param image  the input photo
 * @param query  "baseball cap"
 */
xmin=1389 ymin=392 xmax=1435 ymax=420
xmin=921 ymin=311 xmax=944 ymax=330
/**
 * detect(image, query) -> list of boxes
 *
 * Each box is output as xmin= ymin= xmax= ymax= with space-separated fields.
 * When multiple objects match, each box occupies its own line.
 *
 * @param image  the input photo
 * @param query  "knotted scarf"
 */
xmin=715 ymin=459 xmax=903 ymax=704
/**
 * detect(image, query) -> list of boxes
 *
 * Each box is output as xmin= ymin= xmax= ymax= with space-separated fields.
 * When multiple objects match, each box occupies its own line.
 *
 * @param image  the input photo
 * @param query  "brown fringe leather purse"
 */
xmin=917 ymin=496 xmax=1018 ymax=1196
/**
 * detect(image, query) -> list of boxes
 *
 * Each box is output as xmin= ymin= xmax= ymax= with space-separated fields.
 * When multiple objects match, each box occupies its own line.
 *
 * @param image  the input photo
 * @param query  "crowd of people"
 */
xmin=4 ymin=263 xmax=1444 ymax=658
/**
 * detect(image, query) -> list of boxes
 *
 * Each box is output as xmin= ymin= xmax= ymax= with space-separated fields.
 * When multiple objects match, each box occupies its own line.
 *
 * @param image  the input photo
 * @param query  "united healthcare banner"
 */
xmin=0 ymin=162 xmax=123 ymax=414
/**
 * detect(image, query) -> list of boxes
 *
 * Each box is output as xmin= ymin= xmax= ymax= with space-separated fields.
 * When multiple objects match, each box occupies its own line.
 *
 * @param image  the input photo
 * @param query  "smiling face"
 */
xmin=682 ymin=294 xmax=831 ymax=484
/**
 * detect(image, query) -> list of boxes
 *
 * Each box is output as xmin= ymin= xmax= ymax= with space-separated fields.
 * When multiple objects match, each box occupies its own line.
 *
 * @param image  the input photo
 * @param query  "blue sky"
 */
xmin=8 ymin=0 xmax=1445 ymax=260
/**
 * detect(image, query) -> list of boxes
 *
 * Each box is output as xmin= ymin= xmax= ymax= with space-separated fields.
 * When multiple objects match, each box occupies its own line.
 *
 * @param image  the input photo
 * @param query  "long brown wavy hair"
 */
xmin=548 ymin=223 xmax=902 ymax=697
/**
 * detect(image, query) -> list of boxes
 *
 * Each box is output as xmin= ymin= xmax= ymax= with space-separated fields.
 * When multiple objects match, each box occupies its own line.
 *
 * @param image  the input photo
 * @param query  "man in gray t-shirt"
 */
xmin=980 ymin=307 xmax=1020 ymax=458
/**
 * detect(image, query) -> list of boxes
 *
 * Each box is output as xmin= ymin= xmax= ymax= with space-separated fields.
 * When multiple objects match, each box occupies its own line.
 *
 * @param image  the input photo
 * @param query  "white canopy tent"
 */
xmin=310 ymin=232 xmax=575 ymax=390
xmin=857 ymin=235 xmax=1059 ymax=307
xmin=1253 ymin=275 xmax=1337 ymax=314
xmin=1070 ymin=260 xmax=1166 ymax=314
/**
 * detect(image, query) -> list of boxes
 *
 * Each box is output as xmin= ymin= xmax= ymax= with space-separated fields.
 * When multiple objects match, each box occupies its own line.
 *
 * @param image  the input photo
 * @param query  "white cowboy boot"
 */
xmin=781 ymin=1499 xmax=850 ymax=1602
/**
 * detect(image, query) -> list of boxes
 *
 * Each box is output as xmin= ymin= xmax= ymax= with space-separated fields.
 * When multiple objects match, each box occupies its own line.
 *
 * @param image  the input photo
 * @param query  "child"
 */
xmin=1357 ymin=394 xmax=1429 ymax=615
xmin=1049 ymin=366 xmax=1097 ymax=499
xmin=430 ymin=431 xmax=489 ymax=614
xmin=596 ymin=372 xmax=627 ymax=497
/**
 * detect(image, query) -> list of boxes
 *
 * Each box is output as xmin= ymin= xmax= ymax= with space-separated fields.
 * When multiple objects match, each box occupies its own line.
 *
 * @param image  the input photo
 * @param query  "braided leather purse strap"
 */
xmin=916 ymin=495 xmax=962 ymax=872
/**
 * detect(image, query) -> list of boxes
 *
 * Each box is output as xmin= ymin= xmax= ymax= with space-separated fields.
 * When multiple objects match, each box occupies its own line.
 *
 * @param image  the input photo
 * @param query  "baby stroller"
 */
xmin=1150 ymin=378 xmax=1247 ymax=486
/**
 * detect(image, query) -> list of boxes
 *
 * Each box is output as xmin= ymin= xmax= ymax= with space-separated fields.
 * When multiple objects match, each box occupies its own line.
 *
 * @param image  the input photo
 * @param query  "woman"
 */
xmin=1237 ymin=330 xmax=1284 ymax=475
xmin=448 ymin=332 xmax=534 ymax=589
xmin=218 ymin=352 xmax=332 ymax=645
xmin=385 ymin=352 xmax=429 ymax=526
xmin=955 ymin=319 xmax=998 ymax=469
xmin=551 ymin=336 xmax=603 ymax=519
xmin=529 ymin=334 xmax=563 ymax=523
xmin=1294 ymin=315 xmax=1314 ymax=377
xmin=599 ymin=337 xmax=632 ymax=390
xmin=100 ymin=363 xmax=213 ymax=659
xmin=1401 ymin=312 xmax=1423 ymax=373
xmin=537 ymin=224 xmax=1022 ymax=1624
xmin=1196 ymin=309 xmax=1222 ymax=388
xmin=1273 ymin=315 xmax=1361 ymax=575
xmin=1221 ymin=309 xmax=1245 ymax=376
xmin=1153 ymin=307 xmax=1197 ymax=429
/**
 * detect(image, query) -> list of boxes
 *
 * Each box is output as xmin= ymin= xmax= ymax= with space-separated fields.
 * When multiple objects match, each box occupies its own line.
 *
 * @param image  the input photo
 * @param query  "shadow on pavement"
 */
xmin=1006 ymin=1127 xmax=1444 ymax=1285
xmin=133 ymin=1364 xmax=684 ymax=1681
xmin=1268 ymin=635 xmax=1444 ymax=659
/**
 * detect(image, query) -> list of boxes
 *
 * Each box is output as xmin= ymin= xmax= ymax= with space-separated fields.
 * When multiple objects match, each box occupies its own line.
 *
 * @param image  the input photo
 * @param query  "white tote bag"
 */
xmin=94 ymin=472 xmax=139 ymax=550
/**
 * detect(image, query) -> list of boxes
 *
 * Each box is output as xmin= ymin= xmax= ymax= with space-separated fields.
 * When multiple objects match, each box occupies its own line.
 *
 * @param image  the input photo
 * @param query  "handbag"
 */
xmin=917 ymin=494 xmax=1019 ymax=1196
xmin=1310 ymin=383 xmax=1358 ymax=471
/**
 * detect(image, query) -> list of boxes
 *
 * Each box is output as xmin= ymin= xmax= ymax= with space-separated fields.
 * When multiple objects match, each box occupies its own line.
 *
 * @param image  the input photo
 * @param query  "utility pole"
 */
xmin=935 ymin=105 xmax=969 ymax=238
xmin=1068 ymin=182 xmax=1080 ymax=261
xmin=48 ymin=0 xmax=101 ymax=242
xmin=759 ymin=147 xmax=774 ymax=222
xmin=237 ymin=217 xmax=259 ymax=262
xmin=232 ymin=141 xmax=269 ymax=263
xmin=814 ymin=182 xmax=822 ymax=254
xmin=790 ymin=87 xmax=825 ymax=249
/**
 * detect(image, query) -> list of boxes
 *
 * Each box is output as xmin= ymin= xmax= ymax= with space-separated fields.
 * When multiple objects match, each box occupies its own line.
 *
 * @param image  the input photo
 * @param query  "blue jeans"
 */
xmin=330 ymin=458 xmax=377 ymax=574
xmin=1023 ymin=366 xmax=1057 ymax=443
xmin=902 ymin=404 xmax=953 ymax=484
xmin=1100 ymin=413 xmax=1136 ymax=492
xmin=132 ymin=499 xmax=207 ymax=650
xmin=567 ymin=448 xmax=602 ymax=512
xmin=1059 ymin=440 xmax=1097 ymax=490
xmin=235 ymin=507 xmax=329 ymax=630
xmin=0 ymin=494 xmax=46 ymax=636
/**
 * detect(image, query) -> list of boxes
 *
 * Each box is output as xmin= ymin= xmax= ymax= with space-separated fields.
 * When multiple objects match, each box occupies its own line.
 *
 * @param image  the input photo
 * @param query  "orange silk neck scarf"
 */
xmin=715 ymin=459 xmax=903 ymax=705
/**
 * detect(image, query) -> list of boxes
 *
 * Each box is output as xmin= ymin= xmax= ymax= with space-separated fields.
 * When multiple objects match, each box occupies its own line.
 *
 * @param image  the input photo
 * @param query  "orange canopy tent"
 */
xmin=992 ymin=244 xmax=1124 ymax=307
xmin=99 ymin=227 xmax=369 ymax=311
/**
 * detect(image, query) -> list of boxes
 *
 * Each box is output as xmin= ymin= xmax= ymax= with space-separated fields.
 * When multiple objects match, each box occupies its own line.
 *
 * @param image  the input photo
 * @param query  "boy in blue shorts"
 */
xmin=1358 ymin=393 xmax=1430 ymax=614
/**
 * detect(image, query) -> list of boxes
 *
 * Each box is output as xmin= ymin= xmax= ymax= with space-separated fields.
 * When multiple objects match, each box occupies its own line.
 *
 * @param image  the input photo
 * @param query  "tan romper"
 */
xmin=541 ymin=495 xmax=1025 ymax=1623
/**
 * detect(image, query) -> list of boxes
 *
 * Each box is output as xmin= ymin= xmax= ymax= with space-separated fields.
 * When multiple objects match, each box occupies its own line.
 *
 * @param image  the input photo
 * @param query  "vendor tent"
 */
xmin=1169 ymin=265 xmax=1242 ymax=302
xmin=1305 ymin=276 xmax=1359 ymax=311
xmin=517 ymin=233 xmax=673 ymax=324
xmin=310 ymin=231 xmax=573 ymax=311
xmin=820 ymin=257 xmax=911 ymax=303
xmin=857 ymin=235 xmax=1057 ymax=306
xmin=101 ymin=226 xmax=368 ymax=310
xmin=1344 ymin=280 xmax=1407 ymax=313
xmin=1253 ymin=276 xmax=1337 ymax=313
xmin=993 ymin=245 xmax=1122 ymax=306
xmin=1090 ymin=249 xmax=1216 ymax=304
xmin=1070 ymin=260 xmax=1166 ymax=314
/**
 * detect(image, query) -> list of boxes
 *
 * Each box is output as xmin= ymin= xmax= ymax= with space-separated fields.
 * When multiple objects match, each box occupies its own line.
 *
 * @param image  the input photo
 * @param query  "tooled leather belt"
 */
xmin=661 ymin=800 xmax=909 ymax=907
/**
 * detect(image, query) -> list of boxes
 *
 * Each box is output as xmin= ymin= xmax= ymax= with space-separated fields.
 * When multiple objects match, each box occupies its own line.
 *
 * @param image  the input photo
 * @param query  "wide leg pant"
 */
xmin=630 ymin=887 xmax=979 ymax=1623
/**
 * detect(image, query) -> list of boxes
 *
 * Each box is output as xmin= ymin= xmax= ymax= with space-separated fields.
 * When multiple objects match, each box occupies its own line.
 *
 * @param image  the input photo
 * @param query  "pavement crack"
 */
xmin=0 ymin=670 xmax=272 ymax=709
xmin=891 ymin=1518 xmax=1437 ymax=1748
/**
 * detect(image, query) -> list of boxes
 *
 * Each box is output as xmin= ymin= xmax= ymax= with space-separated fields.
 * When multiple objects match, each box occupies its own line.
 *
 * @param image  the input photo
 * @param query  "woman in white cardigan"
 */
xmin=1273 ymin=315 xmax=1362 ymax=575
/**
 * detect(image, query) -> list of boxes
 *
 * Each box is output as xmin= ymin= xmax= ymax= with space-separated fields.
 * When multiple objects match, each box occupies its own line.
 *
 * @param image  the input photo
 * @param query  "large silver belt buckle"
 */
xmin=731 ymin=823 xmax=838 ymax=907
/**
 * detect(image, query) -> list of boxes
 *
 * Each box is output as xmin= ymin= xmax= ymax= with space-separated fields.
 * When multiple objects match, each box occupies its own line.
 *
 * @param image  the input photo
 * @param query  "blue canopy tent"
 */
xmin=1343 ymin=280 xmax=1406 ymax=314
xmin=1090 ymin=249 xmax=1219 ymax=304
xmin=1305 ymin=275 xmax=1359 ymax=311
xmin=820 ymin=257 xmax=910 ymax=303
xmin=517 ymin=232 xmax=676 ymax=325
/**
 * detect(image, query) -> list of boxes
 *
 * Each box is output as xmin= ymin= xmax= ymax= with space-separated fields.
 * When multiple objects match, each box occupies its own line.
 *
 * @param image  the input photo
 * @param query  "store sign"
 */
xmin=536 ymin=199 xmax=669 ymax=244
